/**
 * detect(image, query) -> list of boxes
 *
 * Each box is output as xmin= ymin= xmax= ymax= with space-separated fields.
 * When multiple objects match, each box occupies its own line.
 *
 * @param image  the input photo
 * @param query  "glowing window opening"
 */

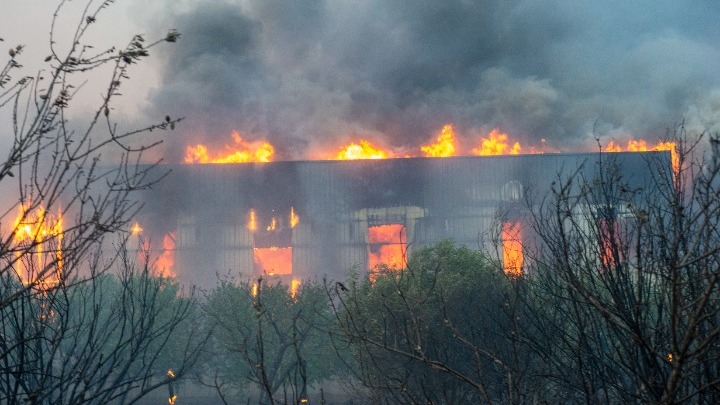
xmin=501 ymin=221 xmax=523 ymax=277
xmin=368 ymin=224 xmax=407 ymax=271
xmin=254 ymin=246 xmax=293 ymax=275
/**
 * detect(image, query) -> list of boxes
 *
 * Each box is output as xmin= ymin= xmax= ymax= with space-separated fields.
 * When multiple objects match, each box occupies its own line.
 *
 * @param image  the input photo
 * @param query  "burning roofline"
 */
xmin=170 ymin=149 xmax=672 ymax=166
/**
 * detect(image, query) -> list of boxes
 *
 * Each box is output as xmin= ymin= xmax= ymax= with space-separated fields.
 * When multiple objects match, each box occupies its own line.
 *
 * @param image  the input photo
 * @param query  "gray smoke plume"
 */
xmin=142 ymin=0 xmax=720 ymax=160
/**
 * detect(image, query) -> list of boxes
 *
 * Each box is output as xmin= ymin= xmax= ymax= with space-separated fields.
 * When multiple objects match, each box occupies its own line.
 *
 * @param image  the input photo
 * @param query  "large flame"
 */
xmin=368 ymin=224 xmax=406 ymax=271
xmin=336 ymin=140 xmax=392 ymax=160
xmin=472 ymin=129 xmax=522 ymax=156
xmin=180 ymin=124 xmax=681 ymax=165
xmin=606 ymin=139 xmax=678 ymax=174
xmin=11 ymin=203 xmax=64 ymax=285
xmin=501 ymin=221 xmax=523 ymax=277
xmin=421 ymin=124 xmax=457 ymax=157
xmin=184 ymin=131 xmax=274 ymax=164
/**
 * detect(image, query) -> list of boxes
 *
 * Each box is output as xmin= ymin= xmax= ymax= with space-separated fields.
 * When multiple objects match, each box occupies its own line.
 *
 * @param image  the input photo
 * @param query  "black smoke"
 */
xmin=143 ymin=0 xmax=720 ymax=160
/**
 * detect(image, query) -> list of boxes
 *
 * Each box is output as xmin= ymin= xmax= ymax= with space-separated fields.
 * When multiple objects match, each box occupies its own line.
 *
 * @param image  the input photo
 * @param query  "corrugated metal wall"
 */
xmin=138 ymin=151 xmax=671 ymax=288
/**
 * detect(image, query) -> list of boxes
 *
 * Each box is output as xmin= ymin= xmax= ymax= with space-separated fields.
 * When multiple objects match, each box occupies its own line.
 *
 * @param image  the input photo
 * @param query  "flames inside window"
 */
xmin=368 ymin=224 xmax=407 ymax=270
xmin=254 ymin=247 xmax=292 ymax=275
xmin=501 ymin=221 xmax=523 ymax=277
xmin=250 ymin=209 xmax=297 ymax=276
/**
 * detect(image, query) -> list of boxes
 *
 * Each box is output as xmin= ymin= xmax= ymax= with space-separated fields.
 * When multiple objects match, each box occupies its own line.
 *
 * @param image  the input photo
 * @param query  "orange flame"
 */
xmin=184 ymin=131 xmax=274 ymax=164
xmin=156 ymin=232 xmax=176 ymax=277
xmin=421 ymin=124 xmax=457 ymax=157
xmin=336 ymin=140 xmax=392 ymax=160
xmin=290 ymin=279 xmax=301 ymax=299
xmin=606 ymin=139 xmax=678 ymax=173
xmin=130 ymin=222 xmax=143 ymax=236
xmin=11 ymin=203 xmax=64 ymax=285
xmin=501 ymin=221 xmax=523 ymax=277
xmin=472 ymin=129 xmax=522 ymax=156
xmin=598 ymin=218 xmax=620 ymax=269
xmin=368 ymin=224 xmax=406 ymax=271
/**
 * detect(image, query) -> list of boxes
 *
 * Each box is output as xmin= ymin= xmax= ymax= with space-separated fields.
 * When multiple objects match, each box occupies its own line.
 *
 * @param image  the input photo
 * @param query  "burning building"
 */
xmin=136 ymin=151 xmax=671 ymax=290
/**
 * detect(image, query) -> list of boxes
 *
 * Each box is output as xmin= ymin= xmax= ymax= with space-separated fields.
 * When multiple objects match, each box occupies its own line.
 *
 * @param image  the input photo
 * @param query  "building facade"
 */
xmin=136 ymin=151 xmax=671 ymax=290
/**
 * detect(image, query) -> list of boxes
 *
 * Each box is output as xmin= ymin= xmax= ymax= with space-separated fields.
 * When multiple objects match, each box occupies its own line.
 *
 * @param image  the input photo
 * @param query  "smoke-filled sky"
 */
xmin=3 ymin=0 xmax=720 ymax=161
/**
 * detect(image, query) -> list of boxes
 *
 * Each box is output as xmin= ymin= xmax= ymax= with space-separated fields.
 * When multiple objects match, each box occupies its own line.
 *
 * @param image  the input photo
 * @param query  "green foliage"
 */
xmin=66 ymin=267 xmax=201 ymax=379
xmin=337 ymin=240 xmax=521 ymax=404
xmin=0 ymin=253 xmax=202 ymax=404
xmin=203 ymin=277 xmax=337 ymax=403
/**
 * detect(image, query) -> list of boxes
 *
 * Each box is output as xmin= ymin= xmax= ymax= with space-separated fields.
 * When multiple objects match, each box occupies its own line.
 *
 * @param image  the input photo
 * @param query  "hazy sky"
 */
xmin=3 ymin=0 xmax=720 ymax=161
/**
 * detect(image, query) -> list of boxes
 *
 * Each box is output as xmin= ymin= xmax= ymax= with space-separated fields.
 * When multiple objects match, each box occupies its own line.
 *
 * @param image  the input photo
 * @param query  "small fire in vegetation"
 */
xmin=421 ymin=124 xmax=457 ymax=157
xmin=184 ymin=131 xmax=274 ymax=164
xmin=11 ymin=203 xmax=64 ymax=286
xmin=501 ymin=221 xmax=523 ymax=277
xmin=472 ymin=129 xmax=522 ymax=156
xmin=167 ymin=369 xmax=177 ymax=404
xmin=290 ymin=279 xmax=301 ymax=299
xmin=368 ymin=224 xmax=407 ymax=271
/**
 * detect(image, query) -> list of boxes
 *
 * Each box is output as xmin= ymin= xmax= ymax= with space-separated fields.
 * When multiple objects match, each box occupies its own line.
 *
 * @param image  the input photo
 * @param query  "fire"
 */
xmin=130 ymin=222 xmax=143 ymax=236
xmin=598 ymin=217 xmax=621 ymax=269
xmin=11 ymin=203 xmax=64 ymax=285
xmin=155 ymin=232 xmax=176 ymax=277
xmin=248 ymin=209 xmax=257 ymax=232
xmin=472 ymin=129 xmax=522 ymax=156
xmin=605 ymin=139 xmax=679 ymax=173
xmin=501 ymin=221 xmax=523 ymax=277
xmin=368 ymin=224 xmax=406 ymax=271
xmin=421 ymin=124 xmax=457 ymax=157
xmin=184 ymin=131 xmax=274 ymax=164
xmin=336 ymin=140 xmax=392 ymax=160
xmin=290 ymin=206 xmax=299 ymax=228
xmin=605 ymin=140 xmax=623 ymax=152
xmin=167 ymin=369 xmax=177 ymax=405
xmin=254 ymin=247 xmax=292 ymax=275
xmin=266 ymin=217 xmax=278 ymax=231
xmin=251 ymin=281 xmax=259 ymax=297
xmin=290 ymin=279 xmax=301 ymax=299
